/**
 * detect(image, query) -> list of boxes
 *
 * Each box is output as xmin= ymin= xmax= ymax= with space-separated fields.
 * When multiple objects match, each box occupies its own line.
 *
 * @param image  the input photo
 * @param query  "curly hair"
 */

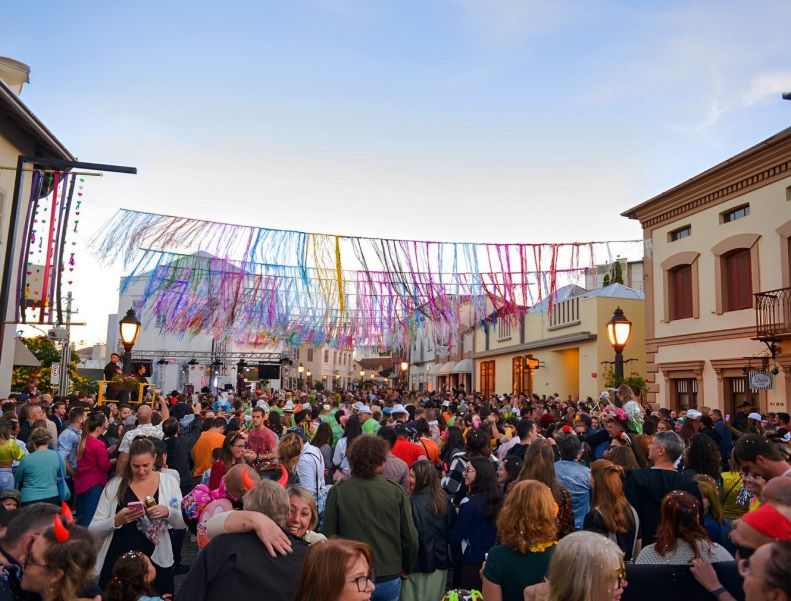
xmin=347 ymin=435 xmax=388 ymax=479
xmin=497 ymin=480 xmax=557 ymax=552
xmin=40 ymin=523 xmax=97 ymax=601
xmin=654 ymin=490 xmax=710 ymax=558
xmin=29 ymin=427 xmax=52 ymax=450
xmin=685 ymin=434 xmax=722 ymax=483
xmin=105 ymin=550 xmax=153 ymax=601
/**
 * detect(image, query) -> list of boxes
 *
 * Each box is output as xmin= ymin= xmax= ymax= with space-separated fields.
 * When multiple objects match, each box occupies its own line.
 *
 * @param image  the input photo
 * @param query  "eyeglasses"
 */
xmin=347 ymin=572 xmax=375 ymax=592
xmin=463 ymin=467 xmax=476 ymax=474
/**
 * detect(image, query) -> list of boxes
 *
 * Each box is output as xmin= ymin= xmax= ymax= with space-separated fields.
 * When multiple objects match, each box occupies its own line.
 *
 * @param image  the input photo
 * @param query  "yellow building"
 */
xmin=623 ymin=127 xmax=791 ymax=414
xmin=472 ymin=284 xmax=646 ymax=399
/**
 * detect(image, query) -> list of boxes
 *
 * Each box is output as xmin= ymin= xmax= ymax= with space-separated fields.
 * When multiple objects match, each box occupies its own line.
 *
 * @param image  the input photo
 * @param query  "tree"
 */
xmin=613 ymin=261 xmax=624 ymax=285
xmin=602 ymin=273 xmax=611 ymax=287
xmin=12 ymin=336 xmax=91 ymax=394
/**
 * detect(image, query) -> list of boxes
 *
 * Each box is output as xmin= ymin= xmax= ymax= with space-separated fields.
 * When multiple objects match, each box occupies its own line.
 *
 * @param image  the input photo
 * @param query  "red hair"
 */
xmin=654 ymin=490 xmax=710 ymax=558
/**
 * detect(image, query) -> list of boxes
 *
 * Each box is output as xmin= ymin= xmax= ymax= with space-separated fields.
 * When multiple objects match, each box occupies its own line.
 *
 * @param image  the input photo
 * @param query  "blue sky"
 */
xmin=4 ymin=0 xmax=790 ymax=344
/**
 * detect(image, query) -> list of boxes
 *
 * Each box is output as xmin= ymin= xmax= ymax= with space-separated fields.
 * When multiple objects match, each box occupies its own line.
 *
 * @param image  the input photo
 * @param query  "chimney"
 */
xmin=0 ymin=57 xmax=31 ymax=95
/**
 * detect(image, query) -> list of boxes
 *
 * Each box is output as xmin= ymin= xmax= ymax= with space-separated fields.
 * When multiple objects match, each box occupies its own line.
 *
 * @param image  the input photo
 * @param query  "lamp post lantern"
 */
xmin=606 ymin=306 xmax=632 ymax=384
xmin=400 ymin=361 xmax=408 ymax=389
xmin=118 ymin=308 xmax=141 ymax=375
xmin=298 ymin=362 xmax=304 ymax=390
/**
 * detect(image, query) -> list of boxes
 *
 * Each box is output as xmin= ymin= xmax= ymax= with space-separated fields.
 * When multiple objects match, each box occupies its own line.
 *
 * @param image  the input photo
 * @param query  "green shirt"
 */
xmin=483 ymin=544 xmax=554 ymax=601
xmin=362 ymin=418 xmax=381 ymax=435
xmin=322 ymin=476 xmax=418 ymax=577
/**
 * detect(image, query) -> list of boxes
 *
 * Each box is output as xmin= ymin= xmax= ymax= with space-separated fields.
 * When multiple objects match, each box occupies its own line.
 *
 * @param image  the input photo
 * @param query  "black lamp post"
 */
xmin=118 ymin=308 xmax=141 ymax=375
xmin=606 ymin=306 xmax=632 ymax=385
xmin=298 ymin=362 xmax=304 ymax=390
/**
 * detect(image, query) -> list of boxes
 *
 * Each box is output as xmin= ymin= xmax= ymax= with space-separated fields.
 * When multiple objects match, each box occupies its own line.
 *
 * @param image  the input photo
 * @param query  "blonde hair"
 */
xmin=288 ymin=484 xmax=319 ymax=531
xmin=497 ymin=480 xmax=557 ymax=553
xmin=277 ymin=432 xmax=303 ymax=472
xmin=546 ymin=531 xmax=624 ymax=601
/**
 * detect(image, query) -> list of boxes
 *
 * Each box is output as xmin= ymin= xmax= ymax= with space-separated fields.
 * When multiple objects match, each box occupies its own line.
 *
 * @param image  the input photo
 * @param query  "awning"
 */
xmin=13 ymin=339 xmax=40 ymax=367
xmin=452 ymin=358 xmax=472 ymax=374
xmin=436 ymin=362 xmax=454 ymax=375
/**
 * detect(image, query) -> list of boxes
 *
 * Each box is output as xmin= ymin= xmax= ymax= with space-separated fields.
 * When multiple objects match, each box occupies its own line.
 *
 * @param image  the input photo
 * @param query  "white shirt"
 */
xmin=118 ymin=423 xmax=164 ymax=453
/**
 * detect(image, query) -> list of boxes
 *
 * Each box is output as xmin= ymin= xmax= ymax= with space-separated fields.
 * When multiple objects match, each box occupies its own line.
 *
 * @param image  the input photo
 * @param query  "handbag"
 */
xmin=56 ymin=453 xmax=71 ymax=501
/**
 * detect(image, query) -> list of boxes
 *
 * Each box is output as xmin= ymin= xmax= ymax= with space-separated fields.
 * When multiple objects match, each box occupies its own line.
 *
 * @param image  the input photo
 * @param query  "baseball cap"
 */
xmin=686 ymin=409 xmax=702 ymax=420
xmin=359 ymin=405 xmax=372 ymax=414
xmin=391 ymin=403 xmax=407 ymax=415
xmin=748 ymin=412 xmax=762 ymax=421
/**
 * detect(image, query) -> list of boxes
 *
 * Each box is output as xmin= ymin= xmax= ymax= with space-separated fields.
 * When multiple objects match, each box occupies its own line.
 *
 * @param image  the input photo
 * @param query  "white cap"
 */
xmin=748 ymin=412 xmax=762 ymax=421
xmin=391 ymin=403 xmax=407 ymax=415
xmin=359 ymin=405 xmax=372 ymax=414
xmin=686 ymin=409 xmax=702 ymax=420
xmin=283 ymin=400 xmax=295 ymax=412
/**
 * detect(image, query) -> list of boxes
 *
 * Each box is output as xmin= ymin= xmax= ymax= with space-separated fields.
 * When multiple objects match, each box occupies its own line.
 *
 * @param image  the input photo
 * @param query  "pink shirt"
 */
xmin=74 ymin=436 xmax=111 ymax=494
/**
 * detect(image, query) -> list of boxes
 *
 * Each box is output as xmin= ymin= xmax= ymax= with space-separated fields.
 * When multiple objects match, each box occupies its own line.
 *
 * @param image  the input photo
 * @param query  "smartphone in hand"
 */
xmin=127 ymin=501 xmax=145 ymax=513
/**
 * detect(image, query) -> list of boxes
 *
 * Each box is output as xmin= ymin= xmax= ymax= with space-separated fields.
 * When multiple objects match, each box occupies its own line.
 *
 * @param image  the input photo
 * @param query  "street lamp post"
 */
xmin=298 ymin=362 xmax=304 ymax=390
xmin=118 ymin=308 xmax=142 ymax=375
xmin=606 ymin=306 xmax=633 ymax=385
xmin=360 ymin=369 xmax=365 ymax=387
xmin=400 ymin=361 xmax=408 ymax=390
xmin=306 ymin=370 xmax=312 ymax=389
xmin=334 ymin=370 xmax=340 ymax=391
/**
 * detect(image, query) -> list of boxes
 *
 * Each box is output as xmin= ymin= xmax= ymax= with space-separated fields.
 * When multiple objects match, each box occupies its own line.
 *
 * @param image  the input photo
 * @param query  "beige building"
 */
xmin=472 ymin=284 xmax=646 ymax=399
xmin=623 ymin=127 xmax=791 ymax=414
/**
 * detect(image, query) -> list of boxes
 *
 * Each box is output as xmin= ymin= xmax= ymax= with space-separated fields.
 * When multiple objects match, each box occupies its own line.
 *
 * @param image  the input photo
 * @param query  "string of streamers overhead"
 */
xmin=93 ymin=209 xmax=645 ymax=351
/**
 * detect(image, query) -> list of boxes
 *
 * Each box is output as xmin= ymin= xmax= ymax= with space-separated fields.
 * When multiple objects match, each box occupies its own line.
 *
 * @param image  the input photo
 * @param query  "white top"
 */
xmin=297 ymin=443 xmax=327 ymax=497
xmin=118 ymin=424 xmax=164 ymax=453
xmin=635 ymin=539 xmax=733 ymax=565
xmin=89 ymin=471 xmax=185 ymax=571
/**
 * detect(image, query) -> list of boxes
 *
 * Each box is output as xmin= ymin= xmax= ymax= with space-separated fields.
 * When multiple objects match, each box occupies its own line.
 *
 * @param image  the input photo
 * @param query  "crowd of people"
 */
xmin=0 ymin=382 xmax=788 ymax=601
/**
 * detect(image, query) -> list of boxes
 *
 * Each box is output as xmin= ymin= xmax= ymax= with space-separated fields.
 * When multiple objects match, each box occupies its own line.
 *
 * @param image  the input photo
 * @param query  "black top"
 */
xmin=175 ymin=531 xmax=308 ymax=601
xmin=624 ymin=468 xmax=701 ymax=545
xmin=410 ymin=489 xmax=454 ymax=573
xmin=98 ymin=487 xmax=158 ymax=589
xmin=104 ymin=361 xmax=122 ymax=381
xmin=583 ymin=507 xmax=641 ymax=561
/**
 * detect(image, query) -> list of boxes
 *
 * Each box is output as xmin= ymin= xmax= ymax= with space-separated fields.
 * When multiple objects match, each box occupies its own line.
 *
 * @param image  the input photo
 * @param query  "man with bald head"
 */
xmin=762 ymin=476 xmax=791 ymax=508
xmin=115 ymin=396 xmax=170 ymax=474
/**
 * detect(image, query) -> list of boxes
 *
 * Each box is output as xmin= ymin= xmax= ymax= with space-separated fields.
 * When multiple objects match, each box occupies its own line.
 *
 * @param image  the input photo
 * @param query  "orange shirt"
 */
xmin=191 ymin=430 xmax=226 ymax=476
xmin=417 ymin=436 xmax=440 ymax=464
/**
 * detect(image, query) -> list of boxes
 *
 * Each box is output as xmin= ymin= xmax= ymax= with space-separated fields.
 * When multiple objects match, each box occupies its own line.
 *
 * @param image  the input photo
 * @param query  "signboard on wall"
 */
xmin=748 ymin=370 xmax=773 ymax=390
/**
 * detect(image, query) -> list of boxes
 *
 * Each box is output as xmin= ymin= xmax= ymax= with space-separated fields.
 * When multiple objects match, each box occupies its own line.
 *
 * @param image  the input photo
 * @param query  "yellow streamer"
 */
xmin=335 ymin=236 xmax=345 ymax=316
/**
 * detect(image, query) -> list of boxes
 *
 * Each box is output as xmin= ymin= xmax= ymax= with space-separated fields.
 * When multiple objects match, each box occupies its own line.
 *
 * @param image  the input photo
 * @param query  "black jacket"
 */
xmin=175 ymin=531 xmax=308 ymax=601
xmin=624 ymin=468 xmax=702 ymax=544
xmin=410 ymin=489 xmax=454 ymax=573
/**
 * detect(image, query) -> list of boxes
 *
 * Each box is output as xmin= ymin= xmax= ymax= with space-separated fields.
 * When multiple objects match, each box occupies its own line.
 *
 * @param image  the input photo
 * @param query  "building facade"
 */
xmin=0 ymin=59 xmax=74 ymax=395
xmin=111 ymin=265 xmax=359 ymax=394
xmin=472 ymin=284 xmax=646 ymax=399
xmin=623 ymin=127 xmax=791 ymax=414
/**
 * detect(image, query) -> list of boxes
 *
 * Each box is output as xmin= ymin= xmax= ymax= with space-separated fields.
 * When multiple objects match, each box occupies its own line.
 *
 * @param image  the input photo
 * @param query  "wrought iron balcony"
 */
xmin=754 ymin=287 xmax=791 ymax=341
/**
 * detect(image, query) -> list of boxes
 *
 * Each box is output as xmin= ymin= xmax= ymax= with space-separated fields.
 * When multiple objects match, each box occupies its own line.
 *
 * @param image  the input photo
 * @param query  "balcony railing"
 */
xmin=754 ymin=287 xmax=791 ymax=340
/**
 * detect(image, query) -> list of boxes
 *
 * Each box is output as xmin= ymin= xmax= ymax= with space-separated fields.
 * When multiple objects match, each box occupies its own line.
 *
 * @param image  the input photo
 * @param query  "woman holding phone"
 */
xmin=90 ymin=437 xmax=185 ymax=596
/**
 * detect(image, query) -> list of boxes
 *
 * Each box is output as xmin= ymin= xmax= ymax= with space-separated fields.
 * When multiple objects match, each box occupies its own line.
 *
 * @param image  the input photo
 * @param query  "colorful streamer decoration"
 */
xmin=93 ymin=209 xmax=644 ymax=351
xmin=17 ymin=170 xmax=82 ymax=324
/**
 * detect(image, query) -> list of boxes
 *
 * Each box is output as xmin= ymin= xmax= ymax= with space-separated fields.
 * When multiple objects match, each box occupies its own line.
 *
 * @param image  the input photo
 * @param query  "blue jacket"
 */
xmin=555 ymin=460 xmax=592 ymax=529
xmin=449 ymin=494 xmax=497 ymax=564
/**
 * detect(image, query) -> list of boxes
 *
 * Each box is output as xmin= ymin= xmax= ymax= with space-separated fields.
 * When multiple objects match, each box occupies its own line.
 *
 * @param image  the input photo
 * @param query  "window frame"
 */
xmin=711 ymin=234 xmax=761 ymax=315
xmin=661 ymin=251 xmax=700 ymax=322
